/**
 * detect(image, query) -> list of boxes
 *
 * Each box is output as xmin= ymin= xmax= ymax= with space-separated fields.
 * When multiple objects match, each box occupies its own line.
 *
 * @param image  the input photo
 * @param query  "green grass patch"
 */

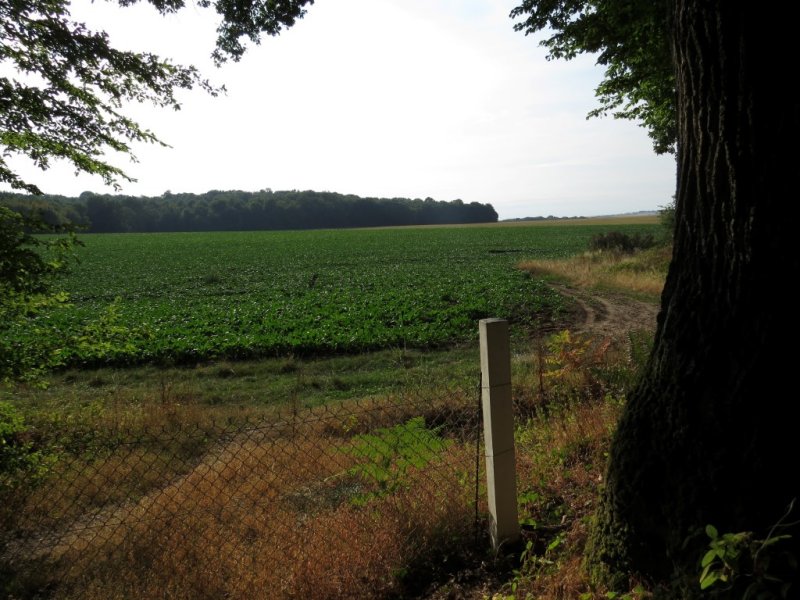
xmin=4 ymin=345 xmax=481 ymax=419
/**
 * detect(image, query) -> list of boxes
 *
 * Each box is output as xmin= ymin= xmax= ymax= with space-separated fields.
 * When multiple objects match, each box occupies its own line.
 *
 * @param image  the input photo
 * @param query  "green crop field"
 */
xmin=6 ymin=220 xmax=659 ymax=368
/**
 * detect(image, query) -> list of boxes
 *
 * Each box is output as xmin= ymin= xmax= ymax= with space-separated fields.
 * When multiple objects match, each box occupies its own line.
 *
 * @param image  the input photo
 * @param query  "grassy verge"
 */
xmin=483 ymin=244 xmax=668 ymax=599
xmin=4 ymin=344 xmax=479 ymax=420
xmin=518 ymin=245 xmax=671 ymax=301
xmin=495 ymin=328 xmax=653 ymax=600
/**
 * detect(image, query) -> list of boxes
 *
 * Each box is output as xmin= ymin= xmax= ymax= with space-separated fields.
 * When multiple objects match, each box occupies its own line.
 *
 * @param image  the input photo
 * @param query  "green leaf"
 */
xmin=700 ymin=570 xmax=719 ymax=590
xmin=701 ymin=548 xmax=719 ymax=567
xmin=546 ymin=536 xmax=562 ymax=552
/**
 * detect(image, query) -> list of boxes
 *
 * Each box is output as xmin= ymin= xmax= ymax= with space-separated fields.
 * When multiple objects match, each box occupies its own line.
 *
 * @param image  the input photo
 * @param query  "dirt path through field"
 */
xmin=553 ymin=283 xmax=660 ymax=338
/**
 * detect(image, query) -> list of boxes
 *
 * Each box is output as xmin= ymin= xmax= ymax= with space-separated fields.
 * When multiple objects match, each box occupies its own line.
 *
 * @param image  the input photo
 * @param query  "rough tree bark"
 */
xmin=589 ymin=0 xmax=800 ymax=591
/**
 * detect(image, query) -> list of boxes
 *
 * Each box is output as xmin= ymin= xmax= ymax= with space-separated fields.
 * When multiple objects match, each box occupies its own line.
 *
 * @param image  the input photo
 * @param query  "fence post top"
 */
xmin=479 ymin=318 xmax=507 ymax=325
xmin=479 ymin=319 xmax=508 ymax=336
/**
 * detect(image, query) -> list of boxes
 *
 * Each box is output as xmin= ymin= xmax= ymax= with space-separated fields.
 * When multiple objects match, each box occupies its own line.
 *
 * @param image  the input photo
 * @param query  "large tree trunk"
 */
xmin=589 ymin=0 xmax=800 ymax=591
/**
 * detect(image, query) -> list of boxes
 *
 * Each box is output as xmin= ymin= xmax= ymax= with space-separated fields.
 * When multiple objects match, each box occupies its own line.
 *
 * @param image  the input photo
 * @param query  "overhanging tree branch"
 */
xmin=510 ymin=0 xmax=676 ymax=154
xmin=0 ymin=0 xmax=314 ymax=194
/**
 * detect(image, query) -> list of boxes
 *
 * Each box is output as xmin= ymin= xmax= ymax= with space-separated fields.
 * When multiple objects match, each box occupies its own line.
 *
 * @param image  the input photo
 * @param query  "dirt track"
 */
xmin=552 ymin=284 xmax=660 ymax=338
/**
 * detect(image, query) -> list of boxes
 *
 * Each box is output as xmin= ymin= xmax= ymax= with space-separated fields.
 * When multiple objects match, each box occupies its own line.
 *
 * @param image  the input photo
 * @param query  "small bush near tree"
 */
xmin=0 ymin=401 xmax=54 ymax=493
xmin=659 ymin=198 xmax=676 ymax=237
xmin=1 ymin=206 xmax=80 ymax=382
xmin=588 ymin=231 xmax=656 ymax=254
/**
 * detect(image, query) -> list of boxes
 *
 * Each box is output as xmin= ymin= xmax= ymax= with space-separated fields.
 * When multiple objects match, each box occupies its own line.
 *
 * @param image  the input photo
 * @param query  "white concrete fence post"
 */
xmin=479 ymin=318 xmax=520 ymax=551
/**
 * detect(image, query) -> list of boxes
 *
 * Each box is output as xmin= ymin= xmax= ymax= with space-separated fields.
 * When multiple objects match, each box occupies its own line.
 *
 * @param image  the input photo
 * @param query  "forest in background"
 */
xmin=0 ymin=189 xmax=498 ymax=233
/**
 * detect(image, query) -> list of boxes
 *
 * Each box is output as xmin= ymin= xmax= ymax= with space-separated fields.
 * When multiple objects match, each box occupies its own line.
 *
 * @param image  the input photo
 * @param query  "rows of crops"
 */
xmin=10 ymin=222 xmax=658 ymax=367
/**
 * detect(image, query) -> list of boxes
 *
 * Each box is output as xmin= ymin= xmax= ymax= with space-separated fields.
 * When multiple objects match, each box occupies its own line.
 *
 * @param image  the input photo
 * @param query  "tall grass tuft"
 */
xmin=518 ymin=244 xmax=670 ymax=299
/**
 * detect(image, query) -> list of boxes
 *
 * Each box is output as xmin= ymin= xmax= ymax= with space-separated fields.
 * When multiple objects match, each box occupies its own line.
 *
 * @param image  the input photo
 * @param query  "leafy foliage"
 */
xmin=0 ymin=206 xmax=79 ymax=381
xmin=0 ymin=0 xmax=217 ymax=194
xmin=192 ymin=0 xmax=314 ymax=65
xmin=0 ymin=207 xmax=74 ymax=308
xmin=0 ymin=400 xmax=54 ymax=492
xmin=535 ymin=327 xmax=648 ymax=406
xmin=343 ymin=417 xmax=450 ymax=503
xmin=699 ymin=504 xmax=798 ymax=599
xmin=510 ymin=0 xmax=675 ymax=154
xmin=659 ymin=198 xmax=676 ymax=237
xmin=1 ymin=0 xmax=315 ymax=194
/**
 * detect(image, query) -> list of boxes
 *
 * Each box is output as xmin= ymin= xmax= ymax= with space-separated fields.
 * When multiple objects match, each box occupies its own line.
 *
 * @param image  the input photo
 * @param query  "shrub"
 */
xmin=588 ymin=231 xmax=656 ymax=254
xmin=0 ymin=401 xmax=53 ymax=492
xmin=659 ymin=198 xmax=676 ymax=237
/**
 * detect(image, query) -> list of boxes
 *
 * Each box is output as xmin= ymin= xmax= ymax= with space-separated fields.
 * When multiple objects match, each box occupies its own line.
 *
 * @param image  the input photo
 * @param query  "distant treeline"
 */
xmin=502 ymin=215 xmax=587 ymax=222
xmin=0 ymin=189 xmax=498 ymax=233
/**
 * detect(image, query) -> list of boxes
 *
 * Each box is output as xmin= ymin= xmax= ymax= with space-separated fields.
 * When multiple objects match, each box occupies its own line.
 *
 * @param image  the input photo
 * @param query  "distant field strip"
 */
xmin=12 ymin=222 xmax=658 ymax=366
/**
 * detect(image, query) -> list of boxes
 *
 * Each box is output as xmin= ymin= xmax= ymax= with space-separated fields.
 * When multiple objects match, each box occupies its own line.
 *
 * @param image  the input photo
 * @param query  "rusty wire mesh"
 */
xmin=1 ymin=386 xmax=488 ymax=599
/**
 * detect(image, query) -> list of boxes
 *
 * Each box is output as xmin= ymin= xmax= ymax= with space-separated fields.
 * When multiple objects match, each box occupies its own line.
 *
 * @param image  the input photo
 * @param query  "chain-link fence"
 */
xmin=2 ymin=385 xmax=488 ymax=599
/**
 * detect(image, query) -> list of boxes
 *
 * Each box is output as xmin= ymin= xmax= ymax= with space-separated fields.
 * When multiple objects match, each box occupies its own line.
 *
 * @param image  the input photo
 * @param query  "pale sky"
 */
xmin=3 ymin=0 xmax=676 ymax=219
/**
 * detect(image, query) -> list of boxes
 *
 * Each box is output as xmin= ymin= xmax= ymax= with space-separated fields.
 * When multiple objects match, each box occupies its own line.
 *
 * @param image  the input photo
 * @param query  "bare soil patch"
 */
xmin=553 ymin=284 xmax=660 ymax=338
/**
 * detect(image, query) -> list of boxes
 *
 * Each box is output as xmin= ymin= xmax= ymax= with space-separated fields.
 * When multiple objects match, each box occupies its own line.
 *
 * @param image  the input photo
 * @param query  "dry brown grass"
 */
xmin=4 ymin=391 xmax=482 ymax=599
xmin=518 ymin=245 xmax=671 ymax=299
xmin=44 ymin=441 xmax=477 ymax=600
